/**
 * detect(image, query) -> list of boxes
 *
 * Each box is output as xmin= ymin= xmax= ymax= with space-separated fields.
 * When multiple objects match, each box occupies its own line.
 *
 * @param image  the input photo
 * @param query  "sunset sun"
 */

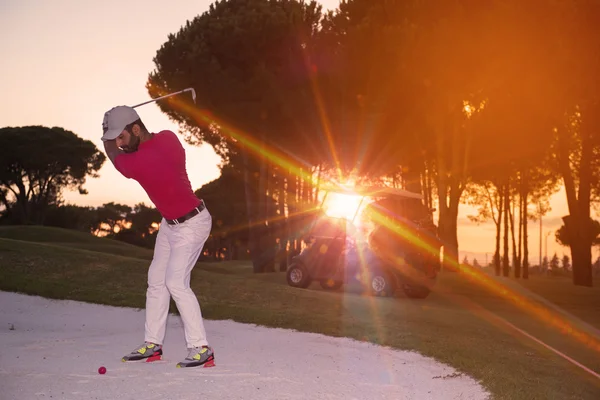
xmin=323 ymin=191 xmax=364 ymax=221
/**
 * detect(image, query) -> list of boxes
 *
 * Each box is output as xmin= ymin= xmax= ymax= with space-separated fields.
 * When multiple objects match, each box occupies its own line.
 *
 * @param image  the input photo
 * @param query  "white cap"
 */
xmin=101 ymin=106 xmax=140 ymax=141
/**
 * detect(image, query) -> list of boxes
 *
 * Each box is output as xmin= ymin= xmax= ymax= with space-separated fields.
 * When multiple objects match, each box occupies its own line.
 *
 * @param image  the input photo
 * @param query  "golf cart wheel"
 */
xmin=320 ymin=279 xmax=343 ymax=291
xmin=402 ymin=284 xmax=431 ymax=299
xmin=286 ymin=263 xmax=312 ymax=289
xmin=368 ymin=273 xmax=395 ymax=297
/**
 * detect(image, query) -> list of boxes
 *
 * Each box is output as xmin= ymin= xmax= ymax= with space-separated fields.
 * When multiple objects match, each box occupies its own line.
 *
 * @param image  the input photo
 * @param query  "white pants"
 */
xmin=144 ymin=207 xmax=212 ymax=348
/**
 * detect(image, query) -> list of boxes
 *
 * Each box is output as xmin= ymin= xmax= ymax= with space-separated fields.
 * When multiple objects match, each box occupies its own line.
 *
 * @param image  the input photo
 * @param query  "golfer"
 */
xmin=101 ymin=105 xmax=215 ymax=368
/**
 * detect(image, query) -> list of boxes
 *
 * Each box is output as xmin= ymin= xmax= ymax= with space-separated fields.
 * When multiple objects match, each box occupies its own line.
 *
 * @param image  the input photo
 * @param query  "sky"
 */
xmin=0 ymin=0 xmax=594 ymax=264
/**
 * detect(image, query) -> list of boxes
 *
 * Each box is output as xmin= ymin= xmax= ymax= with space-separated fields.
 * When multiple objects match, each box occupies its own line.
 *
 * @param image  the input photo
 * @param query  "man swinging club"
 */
xmin=101 ymin=103 xmax=215 ymax=368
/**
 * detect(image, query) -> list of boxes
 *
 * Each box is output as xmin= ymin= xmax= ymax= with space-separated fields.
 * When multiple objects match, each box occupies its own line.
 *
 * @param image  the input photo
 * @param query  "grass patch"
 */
xmin=1 ymin=229 xmax=600 ymax=399
xmin=0 ymin=225 xmax=153 ymax=260
xmin=0 ymin=225 xmax=116 ymax=243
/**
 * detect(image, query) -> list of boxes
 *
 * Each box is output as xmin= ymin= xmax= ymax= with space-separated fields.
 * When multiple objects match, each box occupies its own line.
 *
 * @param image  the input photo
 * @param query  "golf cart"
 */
xmin=286 ymin=185 xmax=442 ymax=299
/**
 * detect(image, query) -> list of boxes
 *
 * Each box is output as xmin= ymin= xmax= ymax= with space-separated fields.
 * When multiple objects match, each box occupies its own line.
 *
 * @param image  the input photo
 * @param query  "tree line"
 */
xmin=0 ymin=126 xmax=300 ymax=262
xmin=2 ymin=0 xmax=600 ymax=287
xmin=145 ymin=0 xmax=600 ymax=286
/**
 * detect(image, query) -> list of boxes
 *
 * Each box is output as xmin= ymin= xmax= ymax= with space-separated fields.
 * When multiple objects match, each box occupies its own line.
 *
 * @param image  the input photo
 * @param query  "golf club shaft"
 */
xmin=131 ymin=88 xmax=196 ymax=108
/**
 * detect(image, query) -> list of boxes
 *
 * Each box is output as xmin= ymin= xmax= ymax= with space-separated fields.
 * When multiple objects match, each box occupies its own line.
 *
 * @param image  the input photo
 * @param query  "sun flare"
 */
xmin=323 ymin=192 xmax=364 ymax=221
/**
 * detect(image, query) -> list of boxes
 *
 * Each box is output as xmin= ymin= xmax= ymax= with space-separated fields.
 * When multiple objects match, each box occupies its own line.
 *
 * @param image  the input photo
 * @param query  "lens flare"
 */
xmin=150 ymin=84 xmax=600 ymax=381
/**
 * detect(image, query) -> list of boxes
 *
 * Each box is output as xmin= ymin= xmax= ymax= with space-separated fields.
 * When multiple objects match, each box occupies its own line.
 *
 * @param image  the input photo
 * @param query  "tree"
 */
xmin=114 ymin=203 xmax=163 ymax=248
xmin=546 ymin=0 xmax=600 ymax=287
xmin=562 ymin=255 xmax=571 ymax=272
xmin=0 ymin=126 xmax=105 ymax=224
xmin=127 ymin=203 xmax=162 ymax=237
xmin=555 ymin=218 xmax=600 ymax=247
xmin=93 ymin=202 xmax=131 ymax=236
xmin=464 ymin=181 xmax=503 ymax=275
xmin=407 ymin=1 xmax=495 ymax=272
xmin=194 ymin=165 xmax=254 ymax=261
xmin=43 ymin=204 xmax=98 ymax=233
xmin=147 ymin=0 xmax=327 ymax=272
xmin=458 ymin=0 xmax=563 ymax=280
xmin=522 ymin=166 xmax=560 ymax=279
xmin=550 ymin=253 xmax=560 ymax=274
xmin=323 ymin=0 xmax=496 ymax=271
xmin=144 ymin=0 xmax=600 ymax=284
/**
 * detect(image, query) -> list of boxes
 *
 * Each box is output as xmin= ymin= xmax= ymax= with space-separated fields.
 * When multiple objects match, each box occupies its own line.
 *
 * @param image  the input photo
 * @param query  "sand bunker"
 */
xmin=0 ymin=291 xmax=490 ymax=400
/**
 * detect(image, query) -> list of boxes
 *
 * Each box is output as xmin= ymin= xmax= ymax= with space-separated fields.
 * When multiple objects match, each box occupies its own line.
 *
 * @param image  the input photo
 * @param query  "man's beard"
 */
xmin=122 ymin=135 xmax=141 ymax=153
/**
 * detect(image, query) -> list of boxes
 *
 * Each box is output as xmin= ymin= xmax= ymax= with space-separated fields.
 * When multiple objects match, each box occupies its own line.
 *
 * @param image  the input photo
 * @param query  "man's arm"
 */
xmin=103 ymin=140 xmax=123 ymax=167
xmin=103 ymin=139 xmax=134 ymax=179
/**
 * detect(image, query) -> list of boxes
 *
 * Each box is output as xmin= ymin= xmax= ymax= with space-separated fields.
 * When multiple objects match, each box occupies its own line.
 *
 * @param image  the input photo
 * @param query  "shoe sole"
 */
xmin=122 ymin=352 xmax=163 ymax=363
xmin=176 ymin=355 xmax=216 ymax=368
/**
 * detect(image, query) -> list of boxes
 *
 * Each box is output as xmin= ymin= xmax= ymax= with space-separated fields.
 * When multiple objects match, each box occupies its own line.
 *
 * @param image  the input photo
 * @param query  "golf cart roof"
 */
xmin=321 ymin=184 xmax=423 ymax=200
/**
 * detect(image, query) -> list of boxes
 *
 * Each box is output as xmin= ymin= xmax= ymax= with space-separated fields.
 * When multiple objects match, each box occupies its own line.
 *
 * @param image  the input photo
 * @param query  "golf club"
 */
xmin=131 ymin=87 xmax=196 ymax=108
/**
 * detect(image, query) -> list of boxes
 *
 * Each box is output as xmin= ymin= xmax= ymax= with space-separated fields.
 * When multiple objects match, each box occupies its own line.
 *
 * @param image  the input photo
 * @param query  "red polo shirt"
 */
xmin=114 ymin=130 xmax=201 ymax=220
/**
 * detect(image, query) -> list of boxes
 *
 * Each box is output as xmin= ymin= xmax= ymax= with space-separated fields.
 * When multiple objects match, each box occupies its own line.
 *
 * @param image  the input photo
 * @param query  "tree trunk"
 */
xmin=422 ymin=162 xmax=434 ymax=211
xmin=570 ymin=232 xmax=593 ymax=286
xmin=522 ymin=171 xmax=529 ymax=279
xmin=9 ymin=179 xmax=31 ymax=224
xmin=266 ymin=162 xmax=273 ymax=220
xmin=278 ymin=168 xmax=288 ymax=272
xmin=516 ymin=183 xmax=523 ymax=278
xmin=232 ymin=239 xmax=239 ymax=261
xmin=404 ymin=160 xmax=424 ymax=194
xmin=314 ymin=163 xmax=322 ymax=205
xmin=420 ymin=171 xmax=428 ymax=208
xmin=509 ymin=191 xmax=520 ymax=278
xmin=241 ymin=147 xmax=261 ymax=273
xmin=302 ymin=168 xmax=310 ymax=207
xmin=557 ymin=125 xmax=593 ymax=287
xmin=494 ymin=185 xmax=504 ymax=276
xmin=253 ymin=140 xmax=269 ymax=273
xmin=437 ymin=176 xmax=462 ymax=272
xmin=288 ymin=169 xmax=299 ymax=255
xmin=214 ymin=235 xmax=221 ymax=261
xmin=503 ymin=182 xmax=510 ymax=277
xmin=263 ymin=161 xmax=275 ymax=273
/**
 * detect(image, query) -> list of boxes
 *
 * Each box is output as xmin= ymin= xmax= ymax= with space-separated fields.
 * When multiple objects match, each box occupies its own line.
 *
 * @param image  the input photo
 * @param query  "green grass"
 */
xmin=0 ymin=225 xmax=154 ymax=260
xmin=1 ymin=226 xmax=599 ymax=399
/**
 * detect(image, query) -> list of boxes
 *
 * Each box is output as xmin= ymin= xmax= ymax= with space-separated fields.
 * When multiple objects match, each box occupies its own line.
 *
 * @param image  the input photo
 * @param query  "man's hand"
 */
xmin=103 ymin=140 xmax=123 ymax=166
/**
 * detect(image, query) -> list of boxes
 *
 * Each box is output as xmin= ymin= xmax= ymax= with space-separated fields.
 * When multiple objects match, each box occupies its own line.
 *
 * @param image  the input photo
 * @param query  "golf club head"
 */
xmin=186 ymin=88 xmax=196 ymax=104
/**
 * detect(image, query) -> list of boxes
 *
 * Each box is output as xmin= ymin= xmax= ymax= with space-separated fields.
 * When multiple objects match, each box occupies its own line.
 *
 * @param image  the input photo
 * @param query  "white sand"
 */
xmin=0 ymin=291 xmax=490 ymax=400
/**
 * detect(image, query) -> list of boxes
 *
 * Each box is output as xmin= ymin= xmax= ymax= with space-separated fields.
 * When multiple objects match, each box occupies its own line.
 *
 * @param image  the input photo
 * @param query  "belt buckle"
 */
xmin=169 ymin=203 xmax=203 ymax=225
